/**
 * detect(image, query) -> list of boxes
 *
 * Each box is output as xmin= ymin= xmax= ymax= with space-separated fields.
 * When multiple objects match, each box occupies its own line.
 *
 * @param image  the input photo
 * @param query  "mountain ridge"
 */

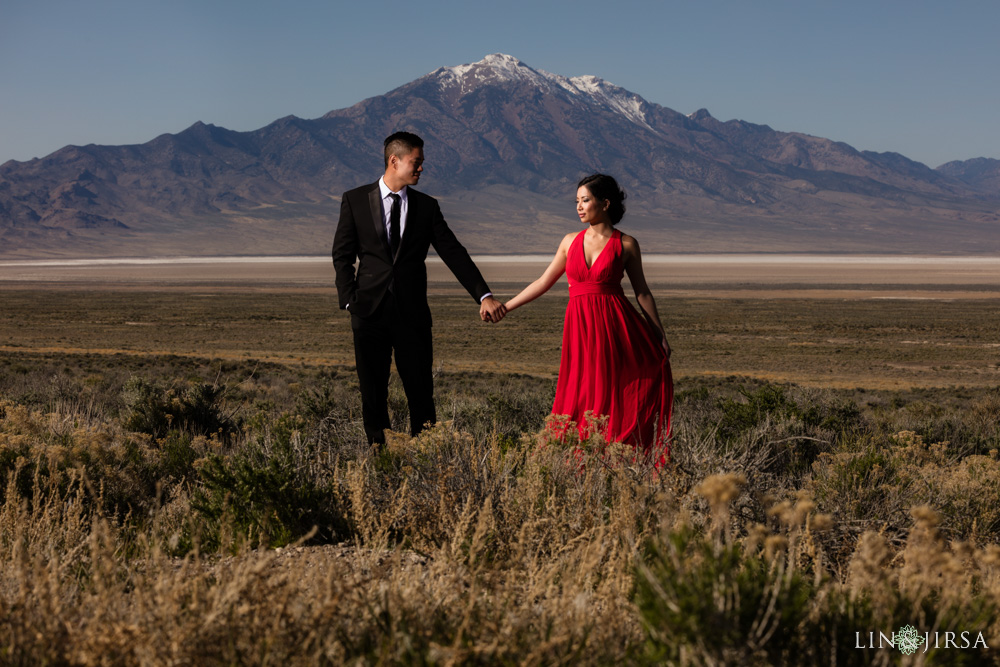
xmin=1 ymin=53 xmax=998 ymax=258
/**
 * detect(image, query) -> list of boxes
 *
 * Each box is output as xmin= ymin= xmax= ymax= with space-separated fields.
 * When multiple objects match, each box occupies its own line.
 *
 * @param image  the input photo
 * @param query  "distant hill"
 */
xmin=937 ymin=157 xmax=1000 ymax=194
xmin=1 ymin=53 xmax=998 ymax=258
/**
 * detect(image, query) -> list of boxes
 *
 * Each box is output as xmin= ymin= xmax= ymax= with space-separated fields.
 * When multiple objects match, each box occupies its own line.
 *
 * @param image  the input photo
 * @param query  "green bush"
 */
xmin=191 ymin=415 xmax=349 ymax=548
xmin=716 ymin=385 xmax=800 ymax=442
xmin=121 ymin=376 xmax=237 ymax=440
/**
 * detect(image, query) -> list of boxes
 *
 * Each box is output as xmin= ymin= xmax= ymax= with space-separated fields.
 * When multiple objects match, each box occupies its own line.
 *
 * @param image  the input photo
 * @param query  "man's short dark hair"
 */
xmin=384 ymin=132 xmax=424 ymax=167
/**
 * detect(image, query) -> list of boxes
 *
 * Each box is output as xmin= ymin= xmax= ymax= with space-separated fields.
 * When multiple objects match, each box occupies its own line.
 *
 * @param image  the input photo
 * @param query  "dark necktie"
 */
xmin=388 ymin=193 xmax=401 ymax=256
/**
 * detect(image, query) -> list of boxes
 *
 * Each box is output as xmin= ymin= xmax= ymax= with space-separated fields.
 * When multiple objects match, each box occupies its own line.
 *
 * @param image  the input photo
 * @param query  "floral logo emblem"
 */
xmin=896 ymin=625 xmax=922 ymax=655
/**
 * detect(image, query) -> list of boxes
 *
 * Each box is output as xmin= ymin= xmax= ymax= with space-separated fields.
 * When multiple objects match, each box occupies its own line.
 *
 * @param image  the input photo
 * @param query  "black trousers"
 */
xmin=351 ymin=292 xmax=436 ymax=445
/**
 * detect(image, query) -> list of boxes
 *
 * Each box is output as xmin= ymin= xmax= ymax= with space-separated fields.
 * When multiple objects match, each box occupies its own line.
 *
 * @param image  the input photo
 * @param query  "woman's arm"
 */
xmin=622 ymin=234 xmax=670 ymax=357
xmin=504 ymin=233 xmax=574 ymax=312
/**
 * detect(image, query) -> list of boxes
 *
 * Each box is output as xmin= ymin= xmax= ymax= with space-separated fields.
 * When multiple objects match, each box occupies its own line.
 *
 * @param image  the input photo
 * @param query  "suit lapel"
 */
xmin=367 ymin=185 xmax=392 ymax=259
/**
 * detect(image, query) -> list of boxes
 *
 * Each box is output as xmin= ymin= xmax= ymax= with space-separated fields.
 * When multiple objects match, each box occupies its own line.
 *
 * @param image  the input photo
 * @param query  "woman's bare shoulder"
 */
xmin=620 ymin=233 xmax=641 ymax=252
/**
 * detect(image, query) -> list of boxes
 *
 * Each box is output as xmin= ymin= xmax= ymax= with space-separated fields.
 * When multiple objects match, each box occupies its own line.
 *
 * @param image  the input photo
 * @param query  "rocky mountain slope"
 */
xmin=1 ymin=53 xmax=997 ymax=257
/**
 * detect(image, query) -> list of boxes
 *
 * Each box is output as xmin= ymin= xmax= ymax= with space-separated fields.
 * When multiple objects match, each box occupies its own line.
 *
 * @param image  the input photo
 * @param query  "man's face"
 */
xmin=391 ymin=147 xmax=424 ymax=187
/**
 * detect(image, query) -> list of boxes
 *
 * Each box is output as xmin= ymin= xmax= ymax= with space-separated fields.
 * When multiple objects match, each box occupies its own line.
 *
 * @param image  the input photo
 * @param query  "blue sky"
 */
xmin=2 ymin=0 xmax=997 ymax=167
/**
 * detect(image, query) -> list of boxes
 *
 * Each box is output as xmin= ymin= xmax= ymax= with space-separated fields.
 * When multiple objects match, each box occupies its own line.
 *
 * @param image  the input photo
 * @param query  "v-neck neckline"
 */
xmin=581 ymin=229 xmax=616 ymax=271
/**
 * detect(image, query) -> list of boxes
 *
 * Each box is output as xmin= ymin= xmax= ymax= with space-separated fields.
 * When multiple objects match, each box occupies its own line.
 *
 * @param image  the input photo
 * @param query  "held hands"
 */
xmin=480 ymin=296 xmax=507 ymax=323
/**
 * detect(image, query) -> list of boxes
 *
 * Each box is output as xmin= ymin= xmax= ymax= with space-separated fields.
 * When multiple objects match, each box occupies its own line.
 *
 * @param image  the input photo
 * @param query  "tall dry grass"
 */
xmin=0 ymin=401 xmax=667 ymax=664
xmin=1 ymin=371 xmax=1000 ymax=664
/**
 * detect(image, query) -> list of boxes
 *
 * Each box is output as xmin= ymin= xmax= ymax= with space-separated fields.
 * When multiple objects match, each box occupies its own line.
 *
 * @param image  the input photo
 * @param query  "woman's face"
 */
xmin=576 ymin=186 xmax=609 ymax=225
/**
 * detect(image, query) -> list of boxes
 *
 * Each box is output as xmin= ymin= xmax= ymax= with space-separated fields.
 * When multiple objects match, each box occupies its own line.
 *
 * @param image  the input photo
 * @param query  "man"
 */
xmin=332 ymin=131 xmax=506 ymax=448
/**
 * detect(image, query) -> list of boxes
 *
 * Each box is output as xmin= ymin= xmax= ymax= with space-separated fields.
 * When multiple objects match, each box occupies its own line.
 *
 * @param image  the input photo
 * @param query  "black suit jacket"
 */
xmin=332 ymin=182 xmax=490 ymax=325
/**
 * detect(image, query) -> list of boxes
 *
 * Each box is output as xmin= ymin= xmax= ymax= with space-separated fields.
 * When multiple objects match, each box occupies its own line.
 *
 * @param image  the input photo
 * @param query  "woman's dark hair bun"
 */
xmin=577 ymin=173 xmax=626 ymax=224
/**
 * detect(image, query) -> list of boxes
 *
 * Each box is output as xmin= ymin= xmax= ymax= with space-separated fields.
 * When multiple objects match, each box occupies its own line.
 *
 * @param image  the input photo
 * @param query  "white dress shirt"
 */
xmin=378 ymin=176 xmax=408 ymax=242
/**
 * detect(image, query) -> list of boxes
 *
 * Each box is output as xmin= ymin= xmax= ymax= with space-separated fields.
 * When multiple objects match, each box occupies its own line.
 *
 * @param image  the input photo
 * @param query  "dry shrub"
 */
xmin=0 ymin=415 xmax=678 ymax=664
xmin=5 ymin=380 xmax=1000 ymax=665
xmin=636 ymin=482 xmax=1000 ymax=665
xmin=812 ymin=430 xmax=1000 ymax=545
xmin=0 ymin=399 xmax=209 ymax=522
xmin=334 ymin=418 xmax=681 ymax=661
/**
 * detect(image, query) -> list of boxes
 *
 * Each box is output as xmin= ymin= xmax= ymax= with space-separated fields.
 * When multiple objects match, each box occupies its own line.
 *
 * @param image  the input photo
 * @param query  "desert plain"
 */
xmin=2 ymin=254 xmax=999 ymax=389
xmin=3 ymin=253 xmax=1000 ymax=298
xmin=2 ymin=253 xmax=1000 ymax=664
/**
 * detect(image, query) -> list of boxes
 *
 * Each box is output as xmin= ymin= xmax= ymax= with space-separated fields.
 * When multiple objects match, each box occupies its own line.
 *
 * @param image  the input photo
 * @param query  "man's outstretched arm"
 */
xmin=427 ymin=199 xmax=494 ymax=307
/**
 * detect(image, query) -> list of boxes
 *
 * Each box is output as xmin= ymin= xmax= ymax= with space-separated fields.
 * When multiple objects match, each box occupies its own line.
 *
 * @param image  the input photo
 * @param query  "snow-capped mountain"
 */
xmin=431 ymin=54 xmax=656 ymax=132
xmin=1 ymin=53 xmax=997 ymax=257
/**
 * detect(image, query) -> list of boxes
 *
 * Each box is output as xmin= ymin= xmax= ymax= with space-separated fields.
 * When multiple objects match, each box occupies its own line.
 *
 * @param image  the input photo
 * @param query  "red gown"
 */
xmin=550 ymin=229 xmax=673 ymax=463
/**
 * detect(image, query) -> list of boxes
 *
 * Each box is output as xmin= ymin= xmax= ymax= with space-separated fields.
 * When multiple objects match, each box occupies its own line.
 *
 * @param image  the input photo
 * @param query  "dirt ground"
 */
xmin=2 ymin=255 xmax=998 ymax=390
xmin=2 ymin=255 xmax=1000 ymax=299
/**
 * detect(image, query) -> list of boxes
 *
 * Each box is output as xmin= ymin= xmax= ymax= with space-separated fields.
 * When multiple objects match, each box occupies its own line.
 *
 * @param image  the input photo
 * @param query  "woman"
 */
xmin=504 ymin=174 xmax=673 ymax=463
